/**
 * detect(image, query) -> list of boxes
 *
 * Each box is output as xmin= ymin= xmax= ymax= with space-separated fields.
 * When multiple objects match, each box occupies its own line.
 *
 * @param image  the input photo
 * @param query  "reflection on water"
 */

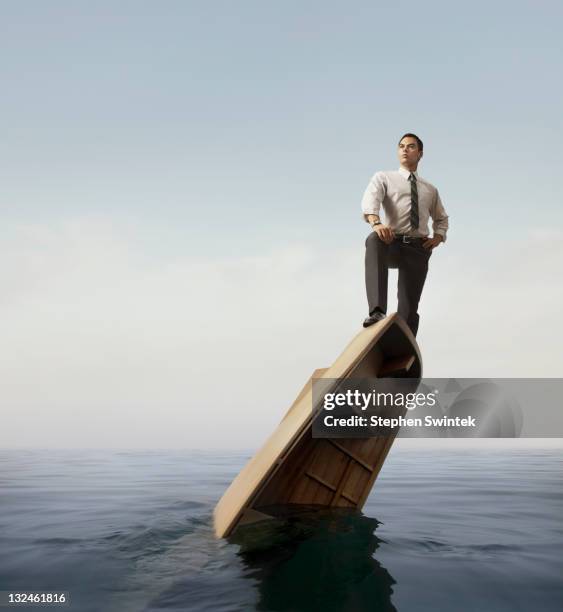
xmin=1 ymin=449 xmax=562 ymax=611
xmin=231 ymin=507 xmax=397 ymax=612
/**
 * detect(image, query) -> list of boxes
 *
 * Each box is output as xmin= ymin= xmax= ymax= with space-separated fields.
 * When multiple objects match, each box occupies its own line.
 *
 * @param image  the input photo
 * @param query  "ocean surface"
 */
xmin=0 ymin=447 xmax=562 ymax=612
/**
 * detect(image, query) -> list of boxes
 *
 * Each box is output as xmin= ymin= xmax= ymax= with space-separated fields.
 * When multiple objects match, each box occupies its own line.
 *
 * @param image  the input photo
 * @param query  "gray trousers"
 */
xmin=364 ymin=232 xmax=431 ymax=337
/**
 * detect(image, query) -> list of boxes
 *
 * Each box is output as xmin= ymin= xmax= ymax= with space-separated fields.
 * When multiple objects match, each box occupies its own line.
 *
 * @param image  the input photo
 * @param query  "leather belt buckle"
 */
xmin=402 ymin=235 xmax=411 ymax=244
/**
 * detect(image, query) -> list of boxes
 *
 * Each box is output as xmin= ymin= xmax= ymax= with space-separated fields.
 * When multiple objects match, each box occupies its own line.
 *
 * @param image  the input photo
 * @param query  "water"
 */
xmin=0 ymin=448 xmax=562 ymax=611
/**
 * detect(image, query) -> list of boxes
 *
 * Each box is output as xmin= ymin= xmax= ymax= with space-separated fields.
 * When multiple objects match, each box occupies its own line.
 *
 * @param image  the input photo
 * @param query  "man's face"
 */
xmin=398 ymin=137 xmax=422 ymax=168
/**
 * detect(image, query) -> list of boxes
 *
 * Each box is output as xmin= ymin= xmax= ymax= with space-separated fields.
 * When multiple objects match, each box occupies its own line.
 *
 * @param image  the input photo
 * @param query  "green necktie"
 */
xmin=409 ymin=173 xmax=419 ymax=230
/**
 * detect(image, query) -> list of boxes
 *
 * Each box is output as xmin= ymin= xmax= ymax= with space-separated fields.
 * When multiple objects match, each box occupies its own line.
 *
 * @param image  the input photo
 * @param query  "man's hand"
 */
xmin=422 ymin=235 xmax=443 ymax=250
xmin=374 ymin=224 xmax=395 ymax=244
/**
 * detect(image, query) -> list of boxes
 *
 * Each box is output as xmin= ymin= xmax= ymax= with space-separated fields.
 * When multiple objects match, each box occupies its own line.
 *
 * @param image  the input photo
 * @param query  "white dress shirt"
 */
xmin=361 ymin=167 xmax=449 ymax=241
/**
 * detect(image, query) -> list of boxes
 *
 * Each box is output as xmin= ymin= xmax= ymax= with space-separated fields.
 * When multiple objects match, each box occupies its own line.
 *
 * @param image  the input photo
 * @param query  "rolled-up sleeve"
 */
xmin=431 ymin=188 xmax=449 ymax=242
xmin=361 ymin=172 xmax=386 ymax=222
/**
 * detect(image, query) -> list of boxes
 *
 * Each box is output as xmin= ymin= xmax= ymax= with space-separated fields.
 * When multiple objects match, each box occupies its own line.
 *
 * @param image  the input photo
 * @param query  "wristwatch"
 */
xmin=371 ymin=221 xmax=382 ymax=227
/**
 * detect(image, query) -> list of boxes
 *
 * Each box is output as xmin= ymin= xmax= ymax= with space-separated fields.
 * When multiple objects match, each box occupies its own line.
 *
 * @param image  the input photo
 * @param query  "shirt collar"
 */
xmin=398 ymin=167 xmax=418 ymax=179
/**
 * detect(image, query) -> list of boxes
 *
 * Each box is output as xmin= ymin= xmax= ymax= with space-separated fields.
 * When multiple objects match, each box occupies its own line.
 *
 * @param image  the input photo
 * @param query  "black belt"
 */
xmin=393 ymin=235 xmax=427 ymax=244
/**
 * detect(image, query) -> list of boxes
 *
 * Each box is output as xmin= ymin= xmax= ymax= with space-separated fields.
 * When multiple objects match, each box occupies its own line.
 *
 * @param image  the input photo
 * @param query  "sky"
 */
xmin=1 ymin=1 xmax=562 ymax=449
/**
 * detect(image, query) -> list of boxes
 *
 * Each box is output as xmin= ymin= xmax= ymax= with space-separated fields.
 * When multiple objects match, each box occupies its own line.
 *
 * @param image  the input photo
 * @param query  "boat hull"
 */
xmin=214 ymin=313 xmax=421 ymax=538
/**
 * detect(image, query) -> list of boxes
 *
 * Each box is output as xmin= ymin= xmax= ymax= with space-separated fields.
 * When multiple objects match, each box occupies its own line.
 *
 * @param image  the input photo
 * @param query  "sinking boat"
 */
xmin=214 ymin=313 xmax=421 ymax=538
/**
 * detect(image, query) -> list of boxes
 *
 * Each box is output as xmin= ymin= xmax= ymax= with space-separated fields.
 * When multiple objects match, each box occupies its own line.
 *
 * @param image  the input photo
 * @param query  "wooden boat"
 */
xmin=213 ymin=313 xmax=421 ymax=538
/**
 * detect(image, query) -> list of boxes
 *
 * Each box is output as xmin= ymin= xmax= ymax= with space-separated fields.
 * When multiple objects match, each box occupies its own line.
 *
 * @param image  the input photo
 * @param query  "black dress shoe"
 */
xmin=362 ymin=311 xmax=387 ymax=328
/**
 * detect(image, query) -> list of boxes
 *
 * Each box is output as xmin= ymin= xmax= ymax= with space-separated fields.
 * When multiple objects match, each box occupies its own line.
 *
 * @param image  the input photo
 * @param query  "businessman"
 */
xmin=361 ymin=133 xmax=449 ymax=336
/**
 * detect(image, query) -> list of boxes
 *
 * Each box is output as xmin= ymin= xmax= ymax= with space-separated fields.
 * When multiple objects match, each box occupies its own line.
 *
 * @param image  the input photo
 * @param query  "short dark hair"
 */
xmin=398 ymin=133 xmax=423 ymax=152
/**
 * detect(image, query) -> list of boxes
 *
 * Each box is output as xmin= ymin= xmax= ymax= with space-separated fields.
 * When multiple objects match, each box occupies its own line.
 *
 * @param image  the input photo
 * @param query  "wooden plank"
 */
xmin=378 ymin=354 xmax=416 ymax=377
xmin=342 ymin=463 xmax=370 ymax=505
xmin=330 ymin=458 xmax=354 ymax=505
xmin=340 ymin=491 xmax=360 ymax=505
xmin=305 ymin=470 xmax=337 ymax=492
xmin=279 ymin=368 xmax=328 ymax=423
xmin=328 ymin=440 xmax=374 ymax=472
xmin=355 ymin=434 xmax=398 ymax=508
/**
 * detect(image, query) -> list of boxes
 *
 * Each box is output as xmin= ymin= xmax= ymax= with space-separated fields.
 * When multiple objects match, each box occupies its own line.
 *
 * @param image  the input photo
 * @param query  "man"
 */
xmin=361 ymin=133 xmax=449 ymax=336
